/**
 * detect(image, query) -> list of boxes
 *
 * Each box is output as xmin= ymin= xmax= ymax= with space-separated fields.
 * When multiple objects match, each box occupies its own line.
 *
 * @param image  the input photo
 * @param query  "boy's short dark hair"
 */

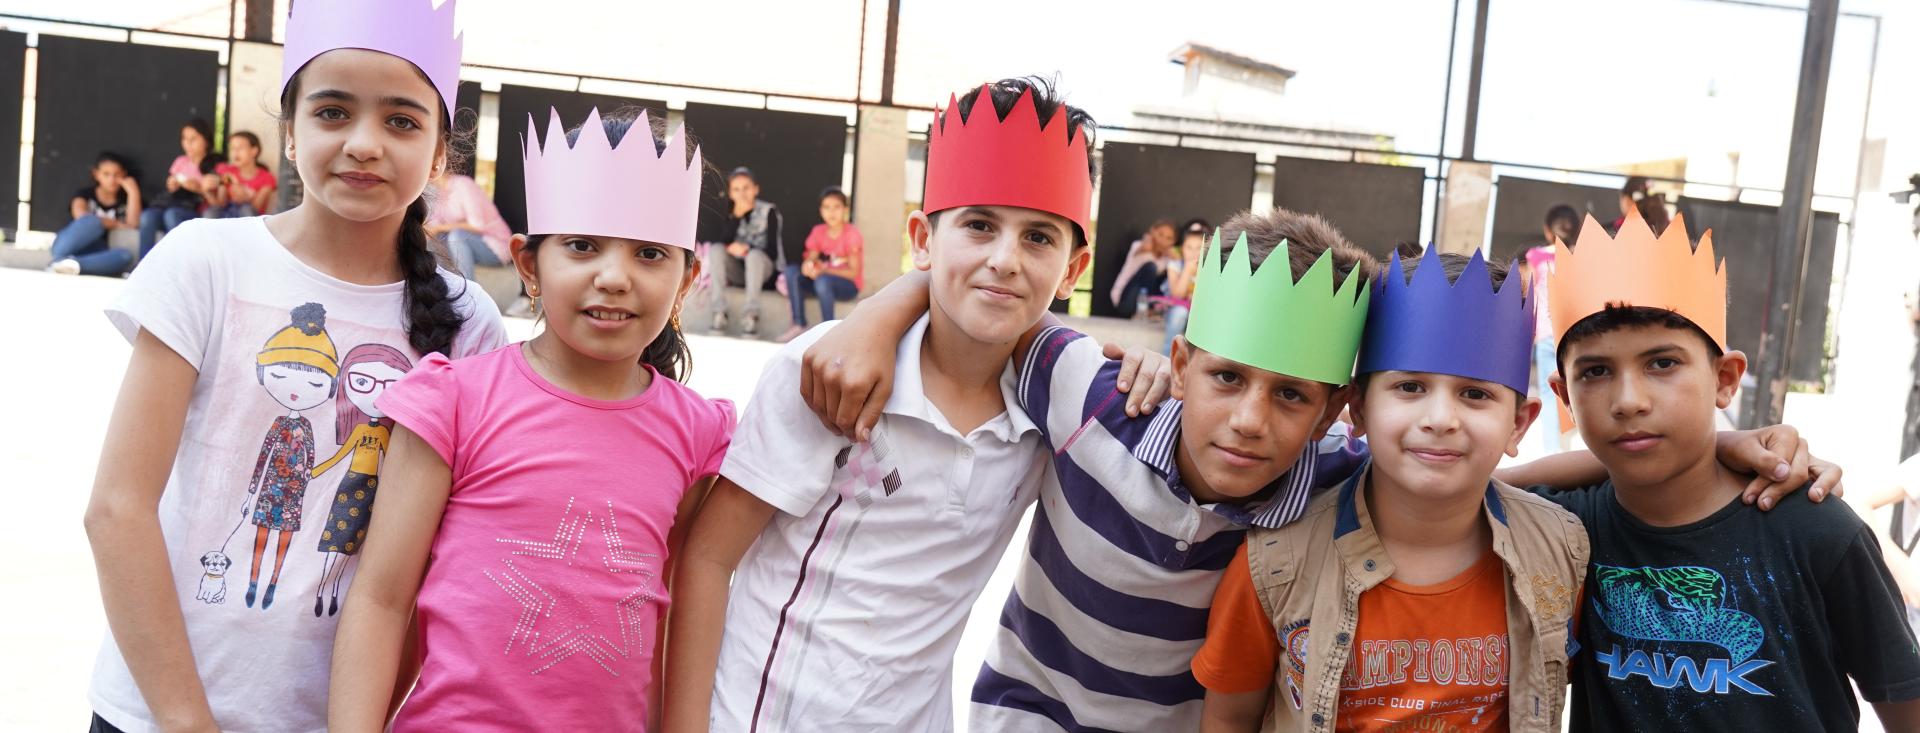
xmin=1555 ymin=305 xmax=1724 ymax=376
xmin=728 ymin=166 xmax=756 ymax=184
xmin=1214 ymin=207 xmax=1377 ymax=291
xmin=1545 ymin=204 xmax=1579 ymax=229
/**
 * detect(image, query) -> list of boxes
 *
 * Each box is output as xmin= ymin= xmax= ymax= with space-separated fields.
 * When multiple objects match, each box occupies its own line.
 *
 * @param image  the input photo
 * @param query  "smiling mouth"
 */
xmin=1612 ymin=432 xmax=1663 ymax=451
xmin=1213 ymin=444 xmax=1266 ymax=466
xmin=584 ymin=308 xmax=635 ymax=322
xmin=974 ymin=285 xmax=1021 ymax=300
xmin=335 ymin=172 xmax=385 ymax=187
xmin=1406 ymin=447 xmax=1465 ymax=463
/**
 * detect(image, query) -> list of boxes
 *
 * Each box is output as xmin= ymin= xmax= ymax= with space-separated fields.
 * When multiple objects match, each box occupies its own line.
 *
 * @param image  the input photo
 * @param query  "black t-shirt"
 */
xmin=73 ymin=186 xmax=128 ymax=221
xmin=1536 ymin=483 xmax=1920 ymax=731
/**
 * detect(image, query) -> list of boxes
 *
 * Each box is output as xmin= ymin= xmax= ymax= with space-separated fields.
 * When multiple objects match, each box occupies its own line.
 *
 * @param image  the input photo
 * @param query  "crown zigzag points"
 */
xmin=922 ymin=84 xmax=1093 ymax=232
xmin=1184 ymin=230 xmax=1371 ymax=385
xmin=522 ymin=107 xmax=702 ymax=249
xmin=1359 ymin=246 xmax=1535 ymax=393
xmin=1549 ymin=206 xmax=1728 ymax=349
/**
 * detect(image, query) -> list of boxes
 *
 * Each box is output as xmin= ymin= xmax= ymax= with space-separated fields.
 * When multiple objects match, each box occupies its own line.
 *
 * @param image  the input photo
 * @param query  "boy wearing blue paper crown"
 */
xmin=802 ymin=207 xmax=1836 ymax=731
xmin=1193 ymin=249 xmax=1582 ymax=732
xmin=1544 ymin=209 xmax=1920 ymax=731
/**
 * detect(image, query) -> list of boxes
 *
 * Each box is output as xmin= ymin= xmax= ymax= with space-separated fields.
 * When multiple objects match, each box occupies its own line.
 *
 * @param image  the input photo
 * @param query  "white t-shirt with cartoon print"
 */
xmin=88 ymin=217 xmax=508 ymax=733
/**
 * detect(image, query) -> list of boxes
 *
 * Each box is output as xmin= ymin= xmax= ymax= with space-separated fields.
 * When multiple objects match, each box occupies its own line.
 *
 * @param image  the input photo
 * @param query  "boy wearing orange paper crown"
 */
xmin=664 ymin=77 xmax=1117 ymax=733
xmin=1193 ymin=249 xmax=1584 ymax=732
xmin=1544 ymin=209 xmax=1920 ymax=731
xmin=800 ymin=192 xmax=1842 ymax=733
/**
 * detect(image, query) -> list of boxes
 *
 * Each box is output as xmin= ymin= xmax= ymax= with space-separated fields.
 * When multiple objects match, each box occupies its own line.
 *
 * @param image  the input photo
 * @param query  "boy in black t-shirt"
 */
xmin=1544 ymin=209 xmax=1920 ymax=731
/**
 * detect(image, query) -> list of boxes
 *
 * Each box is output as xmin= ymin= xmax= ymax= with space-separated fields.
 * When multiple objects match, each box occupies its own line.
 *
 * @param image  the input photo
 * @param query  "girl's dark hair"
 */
xmin=279 ymin=65 xmax=470 ymax=357
xmin=229 ymin=130 xmax=262 ymax=151
xmin=818 ymin=185 xmax=849 ymax=207
xmin=527 ymin=106 xmax=702 ymax=382
xmin=183 ymin=118 xmax=215 ymax=148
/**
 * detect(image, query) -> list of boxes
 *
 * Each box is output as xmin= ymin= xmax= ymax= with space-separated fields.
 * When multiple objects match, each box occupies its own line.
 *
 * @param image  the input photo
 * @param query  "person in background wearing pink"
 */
xmin=423 ymin=168 xmax=512 ymax=278
xmin=1108 ymin=218 xmax=1178 ymax=318
xmin=138 ymin=117 xmax=222 ymax=258
xmin=206 ymin=132 xmax=279 ymax=218
xmin=775 ymin=186 xmax=863 ymax=343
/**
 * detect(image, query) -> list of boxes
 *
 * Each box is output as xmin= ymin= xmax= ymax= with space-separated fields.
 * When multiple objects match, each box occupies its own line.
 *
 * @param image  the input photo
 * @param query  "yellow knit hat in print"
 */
xmin=256 ymin=302 xmax=340 ymax=377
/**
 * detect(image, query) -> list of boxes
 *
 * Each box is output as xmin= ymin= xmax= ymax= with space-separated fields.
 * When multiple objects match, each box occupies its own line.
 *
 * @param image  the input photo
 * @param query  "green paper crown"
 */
xmin=1185 ymin=230 xmax=1372 ymax=385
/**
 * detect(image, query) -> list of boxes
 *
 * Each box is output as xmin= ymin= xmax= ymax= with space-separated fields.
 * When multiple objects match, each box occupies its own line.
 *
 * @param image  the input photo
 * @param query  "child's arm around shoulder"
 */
xmin=798 ymin=271 xmax=1173 ymax=441
xmin=327 ymin=424 xmax=452 ymax=732
xmin=1494 ymin=424 xmax=1844 ymax=510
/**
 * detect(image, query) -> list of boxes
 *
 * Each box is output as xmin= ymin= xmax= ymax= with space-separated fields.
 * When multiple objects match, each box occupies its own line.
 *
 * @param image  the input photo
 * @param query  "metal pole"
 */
xmin=244 ymin=0 xmax=271 ymax=42
xmin=1750 ymin=0 xmax=1838 ymax=427
xmin=1428 ymin=0 xmax=1463 ymax=244
xmin=1460 ymin=0 xmax=1490 ymax=161
xmin=879 ymin=0 xmax=900 ymax=106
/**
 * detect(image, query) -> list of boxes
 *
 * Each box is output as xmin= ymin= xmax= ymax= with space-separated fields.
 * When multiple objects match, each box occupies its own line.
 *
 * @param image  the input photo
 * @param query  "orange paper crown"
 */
xmin=1549 ymin=207 xmax=1727 ymax=349
xmin=922 ymin=85 xmax=1093 ymax=233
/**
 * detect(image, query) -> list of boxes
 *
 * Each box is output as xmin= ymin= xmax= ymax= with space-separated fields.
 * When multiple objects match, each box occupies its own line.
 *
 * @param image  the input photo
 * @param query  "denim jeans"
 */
xmin=138 ymin=205 xmax=198 ymax=257
xmin=1161 ymin=304 xmax=1189 ymax=355
xmin=205 ymin=203 xmax=257 ymax=219
xmin=440 ymin=229 xmax=501 ymax=278
xmin=50 ymin=216 xmax=134 ymax=276
xmin=783 ymin=265 xmax=859 ymax=325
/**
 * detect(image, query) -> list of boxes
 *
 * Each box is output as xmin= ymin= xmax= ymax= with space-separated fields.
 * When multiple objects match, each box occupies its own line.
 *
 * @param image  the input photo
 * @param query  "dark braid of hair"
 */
xmin=398 ymin=195 xmax=465 ymax=356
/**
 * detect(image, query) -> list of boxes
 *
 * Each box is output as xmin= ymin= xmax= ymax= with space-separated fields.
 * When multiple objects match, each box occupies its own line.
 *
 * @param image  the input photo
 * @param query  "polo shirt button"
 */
xmin=1335 ymin=632 xmax=1350 ymax=646
xmin=960 ymin=447 xmax=973 ymax=459
xmin=1174 ymin=540 xmax=1190 ymax=551
xmin=1364 ymin=559 xmax=1376 ymax=571
xmin=1311 ymin=713 xmax=1325 ymax=726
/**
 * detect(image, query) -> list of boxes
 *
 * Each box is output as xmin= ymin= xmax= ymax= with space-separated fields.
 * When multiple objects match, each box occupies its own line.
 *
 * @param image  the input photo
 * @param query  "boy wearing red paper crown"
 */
xmin=665 ymin=77 xmax=1105 ymax=733
xmin=1545 ymin=209 xmax=1920 ymax=731
xmin=1193 ymin=250 xmax=1586 ymax=732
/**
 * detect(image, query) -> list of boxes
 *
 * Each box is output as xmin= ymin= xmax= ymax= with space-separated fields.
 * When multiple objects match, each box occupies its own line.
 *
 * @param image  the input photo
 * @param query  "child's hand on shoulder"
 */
xmin=1105 ymin=342 xmax=1174 ymax=418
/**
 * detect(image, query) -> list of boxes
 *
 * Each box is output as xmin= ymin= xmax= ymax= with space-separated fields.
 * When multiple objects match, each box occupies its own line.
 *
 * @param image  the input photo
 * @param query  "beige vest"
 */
xmin=1244 ymin=468 xmax=1589 ymax=732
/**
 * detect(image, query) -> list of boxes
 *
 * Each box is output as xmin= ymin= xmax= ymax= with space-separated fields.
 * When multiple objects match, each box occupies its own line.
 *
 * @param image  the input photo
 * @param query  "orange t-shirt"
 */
xmin=1194 ymin=544 xmax=1511 ymax=733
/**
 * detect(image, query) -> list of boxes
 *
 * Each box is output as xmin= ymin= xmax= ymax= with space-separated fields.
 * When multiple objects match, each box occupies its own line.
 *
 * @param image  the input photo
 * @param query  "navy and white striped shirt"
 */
xmin=970 ymin=326 xmax=1368 ymax=732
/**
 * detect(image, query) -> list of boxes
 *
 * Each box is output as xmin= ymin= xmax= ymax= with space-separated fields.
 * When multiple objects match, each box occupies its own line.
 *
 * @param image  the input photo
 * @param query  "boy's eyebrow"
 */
xmin=1637 ymin=343 xmax=1685 ymax=358
xmin=1019 ymin=217 xmax=1069 ymax=240
xmin=955 ymin=206 xmax=1001 ymax=222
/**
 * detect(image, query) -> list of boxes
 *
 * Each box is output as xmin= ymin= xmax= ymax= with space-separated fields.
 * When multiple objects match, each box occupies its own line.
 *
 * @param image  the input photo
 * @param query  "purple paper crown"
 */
xmin=1357 ymin=247 xmax=1535 ymax=394
xmin=280 ymin=0 xmax=464 ymax=114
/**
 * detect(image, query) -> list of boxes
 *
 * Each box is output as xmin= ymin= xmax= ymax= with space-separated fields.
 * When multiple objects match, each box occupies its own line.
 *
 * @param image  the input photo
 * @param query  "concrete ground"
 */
xmin=1 ymin=252 xmax=1906 ymax=730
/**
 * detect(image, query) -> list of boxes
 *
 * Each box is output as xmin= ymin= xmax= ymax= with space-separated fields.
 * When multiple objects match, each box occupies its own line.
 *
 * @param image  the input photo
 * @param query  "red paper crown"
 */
xmin=922 ymin=85 xmax=1093 ymax=233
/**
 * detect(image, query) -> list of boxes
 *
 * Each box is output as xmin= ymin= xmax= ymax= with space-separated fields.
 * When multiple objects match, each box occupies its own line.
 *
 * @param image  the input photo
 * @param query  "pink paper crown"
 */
xmin=923 ymin=85 xmax=1093 ymax=233
xmin=522 ymin=107 xmax=702 ymax=250
xmin=280 ymin=0 xmax=464 ymax=114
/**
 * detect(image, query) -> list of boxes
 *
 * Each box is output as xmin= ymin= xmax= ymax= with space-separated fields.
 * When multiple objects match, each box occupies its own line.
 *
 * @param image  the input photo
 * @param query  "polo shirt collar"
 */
xmin=881 ymin=315 xmax=1037 ymax=443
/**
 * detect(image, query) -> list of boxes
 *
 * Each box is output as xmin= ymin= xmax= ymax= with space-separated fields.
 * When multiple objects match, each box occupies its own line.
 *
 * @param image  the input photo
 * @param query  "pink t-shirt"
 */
xmin=803 ymin=223 xmax=864 ymax=289
xmin=376 ymin=345 xmax=735 ymax=731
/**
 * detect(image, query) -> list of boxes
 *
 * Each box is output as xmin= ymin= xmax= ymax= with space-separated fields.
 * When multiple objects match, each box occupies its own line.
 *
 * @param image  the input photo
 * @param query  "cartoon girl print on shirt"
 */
xmin=235 ymin=302 xmax=338 ymax=611
xmin=310 ymin=343 xmax=413 ymax=617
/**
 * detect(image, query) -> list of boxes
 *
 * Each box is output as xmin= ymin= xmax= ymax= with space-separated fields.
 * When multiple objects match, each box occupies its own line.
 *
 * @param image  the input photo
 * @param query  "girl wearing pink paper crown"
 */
xmin=82 ymin=1 xmax=506 ymax=731
xmin=328 ymin=107 xmax=733 ymax=732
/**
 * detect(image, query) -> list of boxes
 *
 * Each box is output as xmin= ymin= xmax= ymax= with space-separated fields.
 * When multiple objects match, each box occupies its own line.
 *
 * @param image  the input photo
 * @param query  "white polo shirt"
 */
xmin=712 ymin=316 xmax=1048 ymax=733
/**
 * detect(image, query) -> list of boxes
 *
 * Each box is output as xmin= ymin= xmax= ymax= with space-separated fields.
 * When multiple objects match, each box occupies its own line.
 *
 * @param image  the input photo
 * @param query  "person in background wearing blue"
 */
xmin=49 ymin=152 xmax=142 ymax=277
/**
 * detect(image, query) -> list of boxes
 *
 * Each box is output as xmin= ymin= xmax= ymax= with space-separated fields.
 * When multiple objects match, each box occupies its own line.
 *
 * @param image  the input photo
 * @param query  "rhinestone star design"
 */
xmin=483 ymin=497 xmax=659 ymax=676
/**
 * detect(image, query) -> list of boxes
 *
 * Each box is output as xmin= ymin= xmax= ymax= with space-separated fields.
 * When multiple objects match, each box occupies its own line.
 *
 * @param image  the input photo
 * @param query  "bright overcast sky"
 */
xmin=4 ymin=0 xmax=1903 ymax=197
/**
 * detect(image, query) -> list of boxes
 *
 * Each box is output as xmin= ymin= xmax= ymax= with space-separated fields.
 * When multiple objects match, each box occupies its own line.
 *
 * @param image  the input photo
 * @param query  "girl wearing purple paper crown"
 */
xmin=328 ymin=107 xmax=733 ymax=733
xmin=82 ymin=1 xmax=507 ymax=731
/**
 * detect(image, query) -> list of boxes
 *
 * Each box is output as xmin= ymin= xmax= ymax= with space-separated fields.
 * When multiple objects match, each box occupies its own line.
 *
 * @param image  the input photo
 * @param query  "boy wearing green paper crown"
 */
xmin=1193 ymin=249 xmax=1583 ymax=732
xmin=801 ymin=206 xmax=1840 ymax=731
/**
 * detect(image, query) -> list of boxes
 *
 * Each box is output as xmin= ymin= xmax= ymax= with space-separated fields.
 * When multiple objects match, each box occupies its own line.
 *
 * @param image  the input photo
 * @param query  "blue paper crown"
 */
xmin=1356 ymin=247 xmax=1535 ymax=394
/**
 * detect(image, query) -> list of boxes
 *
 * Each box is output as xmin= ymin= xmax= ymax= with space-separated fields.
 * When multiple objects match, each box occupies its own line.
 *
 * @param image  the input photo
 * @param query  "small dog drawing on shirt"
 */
xmin=196 ymin=551 xmax=232 ymax=604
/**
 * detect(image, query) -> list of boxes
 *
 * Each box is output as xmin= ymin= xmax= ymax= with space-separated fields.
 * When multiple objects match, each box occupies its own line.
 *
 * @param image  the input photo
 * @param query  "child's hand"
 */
xmin=1720 ymin=425 xmax=1845 ymax=509
xmin=800 ymin=323 xmax=897 ymax=442
xmin=1104 ymin=343 xmax=1175 ymax=417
